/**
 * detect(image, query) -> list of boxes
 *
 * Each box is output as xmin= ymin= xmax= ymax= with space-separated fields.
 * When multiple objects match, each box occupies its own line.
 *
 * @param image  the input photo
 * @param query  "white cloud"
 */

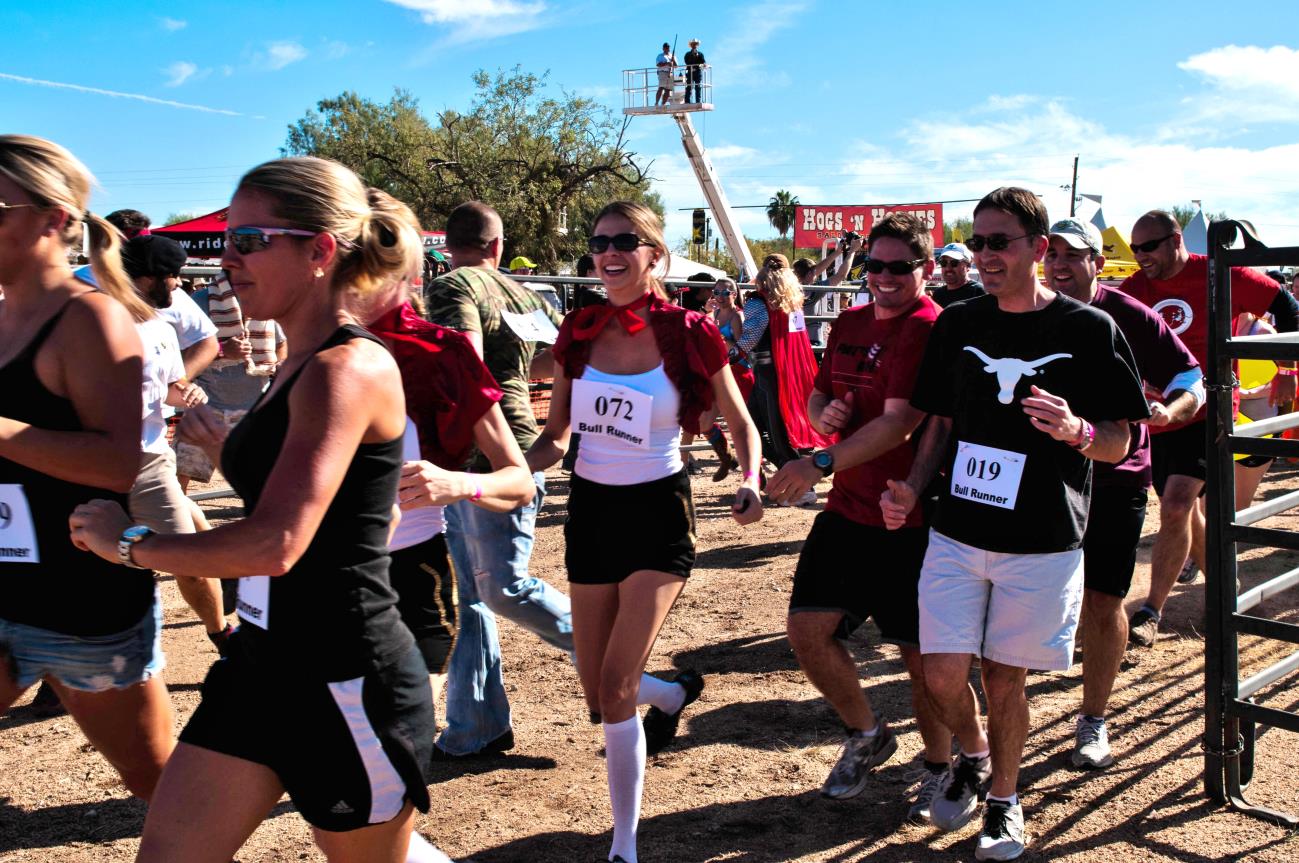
xmin=163 ymin=61 xmax=198 ymax=87
xmin=384 ymin=0 xmax=548 ymax=43
xmin=1161 ymin=44 xmax=1299 ymax=140
xmin=263 ymin=41 xmax=308 ymax=70
xmin=324 ymin=40 xmax=353 ymax=60
xmin=1178 ymin=45 xmax=1299 ymax=100
xmin=160 ymin=17 xmax=187 ymax=32
xmin=711 ymin=1 xmax=809 ymax=90
xmin=0 ymin=71 xmax=251 ymax=117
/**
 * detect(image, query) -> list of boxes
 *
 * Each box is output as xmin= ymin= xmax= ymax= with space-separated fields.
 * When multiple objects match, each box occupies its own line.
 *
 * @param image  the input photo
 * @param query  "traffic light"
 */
xmin=692 ymin=209 xmax=705 ymax=245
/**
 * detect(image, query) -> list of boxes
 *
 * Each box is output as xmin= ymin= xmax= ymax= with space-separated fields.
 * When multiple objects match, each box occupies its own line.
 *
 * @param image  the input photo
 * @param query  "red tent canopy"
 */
xmin=154 ymin=208 xmax=445 ymax=260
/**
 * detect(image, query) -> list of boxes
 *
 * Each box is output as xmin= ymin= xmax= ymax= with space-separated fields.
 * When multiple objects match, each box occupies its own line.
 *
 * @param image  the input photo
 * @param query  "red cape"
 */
xmin=766 ymin=305 xmax=832 ymax=450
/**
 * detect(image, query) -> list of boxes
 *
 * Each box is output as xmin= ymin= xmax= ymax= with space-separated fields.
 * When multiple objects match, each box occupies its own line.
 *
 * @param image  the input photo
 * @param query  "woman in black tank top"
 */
xmin=71 ymin=158 xmax=449 ymax=862
xmin=0 ymin=136 xmax=174 ymax=802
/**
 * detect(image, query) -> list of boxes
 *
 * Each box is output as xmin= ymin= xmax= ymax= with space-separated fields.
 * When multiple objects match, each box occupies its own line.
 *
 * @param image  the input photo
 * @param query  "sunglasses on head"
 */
xmin=864 ymin=257 xmax=925 ymax=275
xmin=224 ymin=225 xmax=318 ymax=255
xmin=588 ymin=233 xmax=653 ymax=254
xmin=1130 ymin=234 xmax=1174 ymax=254
xmin=966 ymin=233 xmax=1031 ymax=253
xmin=0 ymin=202 xmax=36 ymax=225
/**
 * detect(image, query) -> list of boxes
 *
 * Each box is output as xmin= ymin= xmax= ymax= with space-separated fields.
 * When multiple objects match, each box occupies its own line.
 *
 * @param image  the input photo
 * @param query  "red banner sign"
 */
xmin=794 ymin=204 xmax=944 ymax=252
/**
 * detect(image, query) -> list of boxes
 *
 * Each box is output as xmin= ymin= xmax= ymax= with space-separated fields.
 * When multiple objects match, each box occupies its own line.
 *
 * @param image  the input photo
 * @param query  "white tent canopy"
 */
xmin=665 ymin=255 xmax=728 ymax=281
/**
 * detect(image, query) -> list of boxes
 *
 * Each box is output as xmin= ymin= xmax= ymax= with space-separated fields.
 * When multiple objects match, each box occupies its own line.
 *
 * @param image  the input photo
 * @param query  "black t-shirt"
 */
xmin=931 ymin=280 xmax=985 ymax=308
xmin=910 ymin=293 xmax=1149 ymax=554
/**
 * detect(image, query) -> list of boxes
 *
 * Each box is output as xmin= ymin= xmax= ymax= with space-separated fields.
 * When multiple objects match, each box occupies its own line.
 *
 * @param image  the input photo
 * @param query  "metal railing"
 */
xmin=1204 ymin=219 xmax=1299 ymax=827
xmin=622 ymin=65 xmax=712 ymax=114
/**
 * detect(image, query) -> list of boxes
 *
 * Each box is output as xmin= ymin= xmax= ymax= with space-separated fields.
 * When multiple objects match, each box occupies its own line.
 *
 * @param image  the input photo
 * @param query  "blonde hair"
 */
xmin=755 ymin=254 xmax=804 ymax=314
xmin=0 ymin=135 xmax=152 ymax=323
xmin=235 ymin=157 xmax=422 ymax=297
xmin=592 ymin=200 xmax=671 ymax=299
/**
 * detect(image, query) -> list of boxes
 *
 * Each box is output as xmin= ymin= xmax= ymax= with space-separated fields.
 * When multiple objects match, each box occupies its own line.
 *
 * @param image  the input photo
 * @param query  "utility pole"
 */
xmin=1069 ymin=155 xmax=1079 ymax=217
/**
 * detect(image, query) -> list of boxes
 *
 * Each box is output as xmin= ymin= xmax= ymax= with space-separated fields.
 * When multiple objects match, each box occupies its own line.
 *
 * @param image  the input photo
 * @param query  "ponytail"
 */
xmin=84 ymin=213 xmax=153 ymax=323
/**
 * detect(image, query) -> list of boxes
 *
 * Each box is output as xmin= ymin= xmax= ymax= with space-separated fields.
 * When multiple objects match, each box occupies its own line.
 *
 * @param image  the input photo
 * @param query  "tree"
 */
xmin=1170 ymin=204 xmax=1228 ymax=227
xmin=766 ymin=190 xmax=798 ymax=239
xmin=283 ymin=68 xmax=662 ymax=270
xmin=944 ymin=217 xmax=973 ymax=245
xmin=164 ymin=211 xmax=199 ymax=226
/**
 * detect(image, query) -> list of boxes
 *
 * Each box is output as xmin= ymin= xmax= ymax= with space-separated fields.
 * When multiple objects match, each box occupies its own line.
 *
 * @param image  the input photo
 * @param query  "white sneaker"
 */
xmin=1071 ymin=714 xmax=1113 ymax=769
xmin=975 ymin=799 xmax=1026 ymax=861
xmin=906 ymin=763 xmax=948 ymax=823
xmin=930 ymin=752 xmax=992 ymax=831
xmin=819 ymin=722 xmax=898 ymax=799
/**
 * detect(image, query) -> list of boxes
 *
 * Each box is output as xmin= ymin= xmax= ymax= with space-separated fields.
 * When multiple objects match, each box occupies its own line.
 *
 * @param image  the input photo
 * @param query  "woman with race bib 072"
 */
xmin=527 ymin=201 xmax=763 ymax=863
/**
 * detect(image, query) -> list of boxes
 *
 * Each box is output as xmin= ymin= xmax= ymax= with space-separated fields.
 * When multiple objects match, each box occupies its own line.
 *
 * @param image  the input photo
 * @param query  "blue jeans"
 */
xmin=438 ymin=472 xmax=574 ymax=754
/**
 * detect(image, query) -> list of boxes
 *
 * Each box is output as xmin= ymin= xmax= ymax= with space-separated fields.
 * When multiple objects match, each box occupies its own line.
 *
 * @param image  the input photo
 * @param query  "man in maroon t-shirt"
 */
xmin=1046 ymin=218 xmax=1201 ymax=769
xmin=1119 ymin=210 xmax=1293 ymax=647
xmin=768 ymin=213 xmax=953 ymax=822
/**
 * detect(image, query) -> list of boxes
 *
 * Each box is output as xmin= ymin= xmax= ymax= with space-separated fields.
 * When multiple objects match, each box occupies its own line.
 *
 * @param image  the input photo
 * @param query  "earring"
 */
xmin=313 ymin=267 xmax=324 ymax=279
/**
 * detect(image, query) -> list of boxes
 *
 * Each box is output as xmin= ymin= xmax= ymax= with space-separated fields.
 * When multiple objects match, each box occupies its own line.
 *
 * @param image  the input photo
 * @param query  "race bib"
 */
xmin=789 ymin=310 xmax=807 ymax=333
xmin=502 ymin=308 xmax=559 ymax=344
xmin=237 ymin=575 xmax=270 ymax=629
xmin=571 ymin=379 xmax=652 ymax=449
xmin=0 ymin=484 xmax=39 ymax=564
xmin=950 ymin=441 xmax=1026 ymax=511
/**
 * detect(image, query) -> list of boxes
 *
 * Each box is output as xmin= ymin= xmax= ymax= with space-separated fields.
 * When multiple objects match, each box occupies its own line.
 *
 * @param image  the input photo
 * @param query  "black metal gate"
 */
xmin=1204 ymin=219 xmax=1299 ymax=826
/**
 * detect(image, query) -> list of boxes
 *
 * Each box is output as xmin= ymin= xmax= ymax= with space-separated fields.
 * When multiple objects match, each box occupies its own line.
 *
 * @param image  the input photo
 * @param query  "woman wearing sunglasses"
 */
xmin=701 ymin=278 xmax=753 ymax=480
xmin=70 ymin=157 xmax=448 ymax=863
xmin=0 ymin=135 xmax=171 ymax=801
xmin=737 ymin=254 xmax=832 ymax=504
xmin=528 ymin=202 xmax=763 ymax=863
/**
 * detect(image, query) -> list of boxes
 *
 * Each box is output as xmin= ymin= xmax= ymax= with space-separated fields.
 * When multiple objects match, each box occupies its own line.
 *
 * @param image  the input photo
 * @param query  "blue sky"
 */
xmin=5 ymin=1 xmax=1297 ymax=252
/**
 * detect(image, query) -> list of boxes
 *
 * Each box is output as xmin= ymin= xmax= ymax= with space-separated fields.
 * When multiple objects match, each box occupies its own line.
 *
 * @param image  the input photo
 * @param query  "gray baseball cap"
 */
xmin=1049 ymin=218 xmax=1103 ymax=254
xmin=937 ymin=242 xmax=972 ymax=262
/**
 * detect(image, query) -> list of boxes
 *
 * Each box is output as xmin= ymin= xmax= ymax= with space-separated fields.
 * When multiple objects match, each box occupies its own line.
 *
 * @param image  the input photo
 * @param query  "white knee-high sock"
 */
xmin=604 ymin=716 xmax=646 ymax=863
xmin=406 ymin=832 xmax=454 ymax=863
xmin=636 ymin=673 xmax=685 ymax=714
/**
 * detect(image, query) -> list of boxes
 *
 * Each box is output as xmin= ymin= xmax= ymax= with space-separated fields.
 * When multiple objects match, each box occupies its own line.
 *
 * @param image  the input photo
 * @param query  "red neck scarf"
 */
xmin=570 ymin=292 xmax=651 ymax=339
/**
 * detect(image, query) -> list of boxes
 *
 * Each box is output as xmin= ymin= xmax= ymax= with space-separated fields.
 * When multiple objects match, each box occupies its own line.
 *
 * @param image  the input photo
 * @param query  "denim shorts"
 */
xmin=0 ymin=589 xmax=165 ymax=692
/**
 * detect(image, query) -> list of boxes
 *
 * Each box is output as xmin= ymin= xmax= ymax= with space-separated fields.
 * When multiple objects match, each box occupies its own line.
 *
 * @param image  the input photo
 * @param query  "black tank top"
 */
xmin=222 ymin=325 xmax=412 ymax=680
xmin=0 ymin=302 xmax=153 ymax=636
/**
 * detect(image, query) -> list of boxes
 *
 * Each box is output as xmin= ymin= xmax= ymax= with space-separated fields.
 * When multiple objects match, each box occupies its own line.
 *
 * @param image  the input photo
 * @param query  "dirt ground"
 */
xmin=4 ymin=460 xmax=1299 ymax=863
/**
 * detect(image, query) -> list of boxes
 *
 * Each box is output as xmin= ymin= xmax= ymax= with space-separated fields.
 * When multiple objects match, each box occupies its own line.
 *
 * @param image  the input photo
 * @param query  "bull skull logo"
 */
xmin=964 ymin=346 xmax=1072 ymax=404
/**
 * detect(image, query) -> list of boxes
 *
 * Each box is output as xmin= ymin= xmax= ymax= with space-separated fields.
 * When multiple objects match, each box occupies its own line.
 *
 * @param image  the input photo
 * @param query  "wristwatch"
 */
xmin=812 ymin=450 xmax=835 ymax=477
xmin=118 ymin=524 xmax=156 ymax=569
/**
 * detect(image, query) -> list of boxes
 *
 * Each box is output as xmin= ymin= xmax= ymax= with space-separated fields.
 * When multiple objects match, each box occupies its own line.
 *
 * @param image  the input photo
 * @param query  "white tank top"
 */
xmin=574 ymin=363 xmax=683 ymax=486
xmin=389 ymin=418 xmax=445 ymax=551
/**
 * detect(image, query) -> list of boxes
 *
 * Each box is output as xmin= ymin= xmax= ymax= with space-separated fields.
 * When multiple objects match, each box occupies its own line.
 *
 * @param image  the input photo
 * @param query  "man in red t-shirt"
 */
xmin=1119 ymin=209 xmax=1296 ymax=646
xmin=767 ymin=212 xmax=952 ymax=821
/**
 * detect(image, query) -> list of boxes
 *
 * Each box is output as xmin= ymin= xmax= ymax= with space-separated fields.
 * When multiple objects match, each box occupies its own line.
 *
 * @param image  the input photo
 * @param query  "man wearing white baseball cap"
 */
xmin=931 ymin=242 xmax=984 ymax=308
xmin=1044 ymin=217 xmax=1201 ymax=770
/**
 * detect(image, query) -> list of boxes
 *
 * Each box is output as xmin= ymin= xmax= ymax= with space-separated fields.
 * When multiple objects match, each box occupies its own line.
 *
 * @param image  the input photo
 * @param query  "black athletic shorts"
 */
xmin=789 ymin=511 xmax=928 ymax=646
xmin=180 ymin=643 xmax=433 ymax=831
xmin=1083 ymin=485 xmax=1149 ymax=598
xmin=1151 ymin=420 xmax=1207 ymax=497
xmin=566 ymin=468 xmax=696 ymax=584
xmin=389 ymin=533 xmax=458 ymax=675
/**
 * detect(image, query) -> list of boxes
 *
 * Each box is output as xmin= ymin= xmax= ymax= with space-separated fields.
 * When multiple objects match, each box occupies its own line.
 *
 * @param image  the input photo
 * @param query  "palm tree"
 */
xmin=766 ymin=190 xmax=798 ymax=239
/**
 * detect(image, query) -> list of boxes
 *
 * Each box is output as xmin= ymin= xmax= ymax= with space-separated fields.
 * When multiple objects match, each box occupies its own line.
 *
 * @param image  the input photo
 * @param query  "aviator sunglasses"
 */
xmin=1130 ymin=234 xmax=1174 ymax=254
xmin=966 ymin=233 xmax=1031 ymax=253
xmin=225 ymin=225 xmax=318 ymax=254
xmin=863 ymin=257 xmax=925 ymax=275
xmin=588 ymin=233 xmax=654 ymax=254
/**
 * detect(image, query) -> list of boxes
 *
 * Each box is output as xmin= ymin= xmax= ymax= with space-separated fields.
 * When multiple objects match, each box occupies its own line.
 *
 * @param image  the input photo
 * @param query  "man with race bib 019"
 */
xmin=881 ymin=188 xmax=1148 ymax=861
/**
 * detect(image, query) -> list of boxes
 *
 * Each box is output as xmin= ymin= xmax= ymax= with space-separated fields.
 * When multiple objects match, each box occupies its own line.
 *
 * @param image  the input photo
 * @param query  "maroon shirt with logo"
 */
xmin=814 ymin=295 xmax=940 ymax=528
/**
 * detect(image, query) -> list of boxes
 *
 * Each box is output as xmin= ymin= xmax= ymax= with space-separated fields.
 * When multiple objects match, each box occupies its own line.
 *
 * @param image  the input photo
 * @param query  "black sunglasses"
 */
xmin=864 ymin=257 xmax=925 ymax=275
xmin=1130 ymin=234 xmax=1174 ymax=254
xmin=224 ymin=225 xmax=317 ymax=255
xmin=588 ymin=233 xmax=654 ymax=254
xmin=966 ymin=233 xmax=1031 ymax=252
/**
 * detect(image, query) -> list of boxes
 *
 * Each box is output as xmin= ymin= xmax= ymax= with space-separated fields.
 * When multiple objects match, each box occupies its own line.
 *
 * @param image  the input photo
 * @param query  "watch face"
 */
xmin=814 ymin=451 xmax=833 ymax=472
xmin=123 ymin=525 xmax=153 ymax=542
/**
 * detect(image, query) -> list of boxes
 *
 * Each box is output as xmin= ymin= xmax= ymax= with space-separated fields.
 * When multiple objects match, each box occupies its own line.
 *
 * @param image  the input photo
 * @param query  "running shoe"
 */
xmin=643 ymin=670 xmax=704 ymax=755
xmin=975 ymin=799 xmax=1026 ymax=861
xmin=1175 ymin=558 xmax=1200 ymax=584
xmin=820 ymin=720 xmax=898 ymax=800
xmin=930 ymin=752 xmax=992 ymax=831
xmin=1071 ymin=714 xmax=1114 ymax=770
xmin=906 ymin=761 xmax=949 ymax=823
xmin=1128 ymin=607 xmax=1160 ymax=647
xmin=208 ymin=623 xmax=237 ymax=658
xmin=430 ymin=728 xmax=515 ymax=760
